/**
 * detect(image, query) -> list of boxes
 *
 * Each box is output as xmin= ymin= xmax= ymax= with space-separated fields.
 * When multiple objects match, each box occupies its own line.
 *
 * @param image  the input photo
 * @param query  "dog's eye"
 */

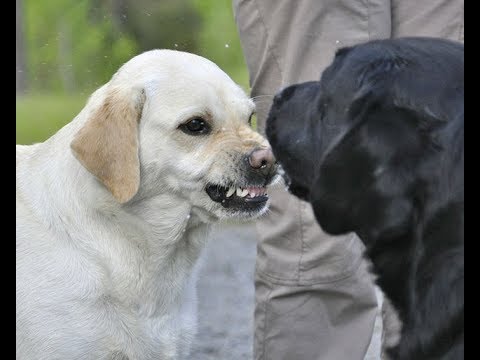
xmin=179 ymin=118 xmax=211 ymax=135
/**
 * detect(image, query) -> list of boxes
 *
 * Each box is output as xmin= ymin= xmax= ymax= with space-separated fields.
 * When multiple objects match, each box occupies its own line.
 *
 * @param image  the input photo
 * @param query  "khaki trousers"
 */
xmin=233 ymin=0 xmax=464 ymax=359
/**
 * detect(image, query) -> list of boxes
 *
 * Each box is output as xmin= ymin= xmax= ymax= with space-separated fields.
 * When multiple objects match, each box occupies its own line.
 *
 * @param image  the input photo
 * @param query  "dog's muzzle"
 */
xmin=205 ymin=147 xmax=278 ymax=212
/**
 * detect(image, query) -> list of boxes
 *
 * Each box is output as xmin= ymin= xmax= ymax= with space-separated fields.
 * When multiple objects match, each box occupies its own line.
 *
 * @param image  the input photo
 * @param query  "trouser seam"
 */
xmin=366 ymin=0 xmax=372 ymax=40
xmin=297 ymin=202 xmax=306 ymax=282
xmin=261 ymin=287 xmax=274 ymax=360
xmin=256 ymin=253 xmax=364 ymax=286
xmin=458 ymin=3 xmax=464 ymax=42
xmin=251 ymin=0 xmax=284 ymax=113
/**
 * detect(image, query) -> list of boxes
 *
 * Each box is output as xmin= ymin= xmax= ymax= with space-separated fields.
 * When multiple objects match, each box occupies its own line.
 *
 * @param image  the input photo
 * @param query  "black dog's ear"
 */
xmin=348 ymin=55 xmax=448 ymax=137
xmin=310 ymin=101 xmax=433 ymax=237
xmin=347 ymin=56 xmax=409 ymax=120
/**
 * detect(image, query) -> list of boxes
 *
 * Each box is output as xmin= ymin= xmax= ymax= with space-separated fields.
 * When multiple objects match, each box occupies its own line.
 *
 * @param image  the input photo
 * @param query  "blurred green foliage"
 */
xmin=190 ymin=0 xmax=249 ymax=88
xmin=122 ymin=0 xmax=202 ymax=56
xmin=24 ymin=0 xmax=138 ymax=92
xmin=16 ymin=94 xmax=88 ymax=145
xmin=16 ymin=0 xmax=250 ymax=144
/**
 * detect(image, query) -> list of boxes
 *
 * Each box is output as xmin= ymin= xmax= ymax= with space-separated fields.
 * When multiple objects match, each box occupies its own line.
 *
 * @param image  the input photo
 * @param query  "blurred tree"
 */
xmin=23 ymin=0 xmax=139 ymax=93
xmin=20 ymin=0 xmax=204 ymax=94
xmin=122 ymin=0 xmax=201 ymax=52
xmin=17 ymin=0 xmax=250 ymax=144
xmin=18 ymin=0 xmax=246 ymax=94
xmin=16 ymin=0 xmax=27 ymax=93
xmin=189 ymin=0 xmax=248 ymax=87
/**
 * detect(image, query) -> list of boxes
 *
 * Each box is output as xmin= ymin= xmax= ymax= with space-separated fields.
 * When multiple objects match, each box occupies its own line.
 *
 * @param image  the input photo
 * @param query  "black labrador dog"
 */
xmin=266 ymin=37 xmax=464 ymax=359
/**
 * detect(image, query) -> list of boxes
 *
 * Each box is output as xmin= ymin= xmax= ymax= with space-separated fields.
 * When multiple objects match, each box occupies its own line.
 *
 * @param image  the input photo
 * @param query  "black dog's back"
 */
xmin=265 ymin=37 xmax=463 ymax=359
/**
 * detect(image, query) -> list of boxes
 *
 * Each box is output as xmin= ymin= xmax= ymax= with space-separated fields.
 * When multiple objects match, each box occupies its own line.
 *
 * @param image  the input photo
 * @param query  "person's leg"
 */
xmin=233 ymin=0 xmax=391 ymax=358
xmin=392 ymin=0 xmax=464 ymax=43
xmin=234 ymin=0 xmax=392 ymax=124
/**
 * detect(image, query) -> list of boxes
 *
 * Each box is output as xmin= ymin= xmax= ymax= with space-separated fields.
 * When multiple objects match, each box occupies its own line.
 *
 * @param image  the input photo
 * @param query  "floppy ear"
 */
xmin=348 ymin=55 xmax=447 ymax=132
xmin=347 ymin=58 xmax=397 ymax=120
xmin=71 ymin=86 xmax=146 ymax=203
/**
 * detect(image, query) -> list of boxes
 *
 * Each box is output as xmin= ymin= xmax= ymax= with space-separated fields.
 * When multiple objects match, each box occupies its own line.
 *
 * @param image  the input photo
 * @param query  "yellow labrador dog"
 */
xmin=16 ymin=50 xmax=277 ymax=359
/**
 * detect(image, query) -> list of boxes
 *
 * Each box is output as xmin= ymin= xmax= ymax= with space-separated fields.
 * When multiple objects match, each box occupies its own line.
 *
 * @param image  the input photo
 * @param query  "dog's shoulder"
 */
xmin=16 ymin=144 xmax=46 ymax=237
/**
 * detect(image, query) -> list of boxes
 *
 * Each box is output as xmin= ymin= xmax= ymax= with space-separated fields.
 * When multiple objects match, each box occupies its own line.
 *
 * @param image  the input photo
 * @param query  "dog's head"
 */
xmin=266 ymin=37 xmax=464 ymax=238
xmin=70 ymin=50 xmax=278 ymax=220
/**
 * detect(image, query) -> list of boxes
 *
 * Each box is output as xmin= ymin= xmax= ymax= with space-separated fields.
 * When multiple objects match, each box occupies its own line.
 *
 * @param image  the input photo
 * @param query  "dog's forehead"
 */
xmin=117 ymin=49 xmax=254 ymax=117
xmin=117 ymin=50 xmax=241 ymax=91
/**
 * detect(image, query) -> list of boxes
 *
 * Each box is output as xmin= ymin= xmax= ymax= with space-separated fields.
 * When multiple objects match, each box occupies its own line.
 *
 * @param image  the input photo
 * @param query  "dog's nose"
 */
xmin=248 ymin=147 xmax=275 ymax=173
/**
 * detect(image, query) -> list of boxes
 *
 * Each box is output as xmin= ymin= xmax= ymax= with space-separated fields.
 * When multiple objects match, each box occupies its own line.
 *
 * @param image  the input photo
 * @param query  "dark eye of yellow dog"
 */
xmin=179 ymin=118 xmax=211 ymax=135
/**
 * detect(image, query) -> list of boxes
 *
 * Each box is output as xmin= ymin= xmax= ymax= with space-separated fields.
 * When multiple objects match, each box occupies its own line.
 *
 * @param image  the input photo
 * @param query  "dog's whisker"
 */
xmin=251 ymin=99 xmax=276 ymax=105
xmin=251 ymin=94 xmax=275 ymax=101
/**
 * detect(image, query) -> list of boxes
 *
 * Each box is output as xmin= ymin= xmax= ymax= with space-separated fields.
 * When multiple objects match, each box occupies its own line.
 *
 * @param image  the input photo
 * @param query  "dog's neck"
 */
xmin=17 ymin=126 xmax=213 ymax=317
xmin=362 ymin=197 xmax=463 ymax=321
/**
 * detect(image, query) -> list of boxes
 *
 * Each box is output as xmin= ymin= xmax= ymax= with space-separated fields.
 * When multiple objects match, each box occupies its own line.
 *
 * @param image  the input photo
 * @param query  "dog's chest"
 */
xmin=16 ymin=219 xmax=207 ymax=360
xmin=93 ymin=239 xmax=204 ymax=359
xmin=101 ymin=276 xmax=199 ymax=359
xmin=59 ymin=260 xmax=201 ymax=360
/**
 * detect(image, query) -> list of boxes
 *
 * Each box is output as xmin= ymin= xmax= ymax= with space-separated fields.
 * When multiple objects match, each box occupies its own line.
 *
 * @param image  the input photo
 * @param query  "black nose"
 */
xmin=248 ymin=147 xmax=276 ymax=176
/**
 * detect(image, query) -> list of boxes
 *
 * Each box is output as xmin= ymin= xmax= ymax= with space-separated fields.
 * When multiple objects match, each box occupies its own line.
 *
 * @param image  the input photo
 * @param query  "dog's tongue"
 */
xmin=246 ymin=186 xmax=267 ymax=198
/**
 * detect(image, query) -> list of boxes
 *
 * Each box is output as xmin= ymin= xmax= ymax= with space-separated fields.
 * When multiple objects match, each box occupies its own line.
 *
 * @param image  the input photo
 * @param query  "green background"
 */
xmin=16 ymin=0 xmax=250 ymax=145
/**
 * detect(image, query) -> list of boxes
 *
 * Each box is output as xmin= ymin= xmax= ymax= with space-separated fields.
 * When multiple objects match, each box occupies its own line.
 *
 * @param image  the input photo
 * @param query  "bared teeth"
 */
xmin=236 ymin=188 xmax=248 ymax=197
xmin=234 ymin=188 xmax=249 ymax=198
xmin=225 ymin=186 xmax=267 ymax=198
xmin=226 ymin=187 xmax=235 ymax=198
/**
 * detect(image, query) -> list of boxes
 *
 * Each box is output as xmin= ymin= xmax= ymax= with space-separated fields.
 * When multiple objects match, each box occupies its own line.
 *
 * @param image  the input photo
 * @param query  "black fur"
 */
xmin=266 ymin=37 xmax=464 ymax=359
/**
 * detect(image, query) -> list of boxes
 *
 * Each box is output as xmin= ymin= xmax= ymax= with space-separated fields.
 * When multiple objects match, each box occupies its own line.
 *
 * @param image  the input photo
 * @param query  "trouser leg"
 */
xmin=233 ymin=1 xmax=393 ymax=358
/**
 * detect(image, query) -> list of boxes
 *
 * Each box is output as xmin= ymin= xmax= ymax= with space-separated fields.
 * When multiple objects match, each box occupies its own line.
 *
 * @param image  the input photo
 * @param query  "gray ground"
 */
xmin=187 ymin=222 xmax=257 ymax=360
xmin=187 ymin=222 xmax=385 ymax=360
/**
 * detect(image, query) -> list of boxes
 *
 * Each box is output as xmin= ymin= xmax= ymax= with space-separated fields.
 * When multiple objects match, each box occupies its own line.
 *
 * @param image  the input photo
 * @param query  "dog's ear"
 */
xmin=347 ymin=56 xmax=405 ymax=119
xmin=71 ymin=86 xmax=146 ymax=203
xmin=348 ymin=55 xmax=447 ymax=133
